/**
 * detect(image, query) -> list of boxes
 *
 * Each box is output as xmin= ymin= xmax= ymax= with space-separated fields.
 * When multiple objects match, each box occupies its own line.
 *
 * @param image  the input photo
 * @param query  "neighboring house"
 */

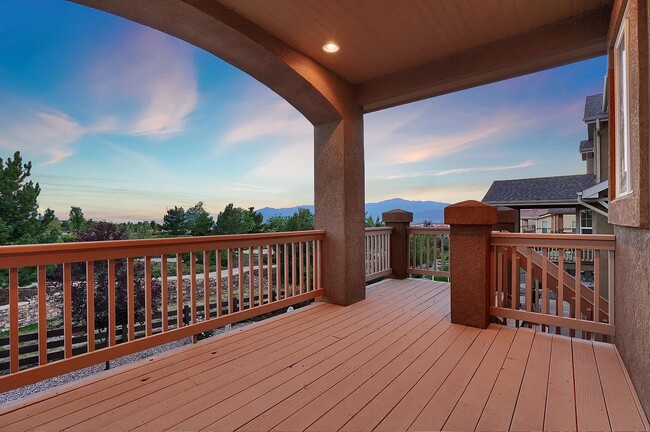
xmin=520 ymin=208 xmax=576 ymax=233
xmin=483 ymin=91 xmax=612 ymax=235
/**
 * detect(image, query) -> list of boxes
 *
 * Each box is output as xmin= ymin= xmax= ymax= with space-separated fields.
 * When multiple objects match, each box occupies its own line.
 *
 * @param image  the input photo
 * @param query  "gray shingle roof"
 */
xmin=482 ymin=174 xmax=596 ymax=205
xmin=546 ymin=207 xmax=576 ymax=215
xmin=584 ymin=93 xmax=607 ymax=121
xmin=579 ymin=139 xmax=594 ymax=153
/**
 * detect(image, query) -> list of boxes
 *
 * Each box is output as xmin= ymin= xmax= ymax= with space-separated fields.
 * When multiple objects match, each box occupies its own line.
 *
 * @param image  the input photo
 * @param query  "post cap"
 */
xmin=382 ymin=209 xmax=414 ymax=223
xmin=444 ymin=200 xmax=498 ymax=225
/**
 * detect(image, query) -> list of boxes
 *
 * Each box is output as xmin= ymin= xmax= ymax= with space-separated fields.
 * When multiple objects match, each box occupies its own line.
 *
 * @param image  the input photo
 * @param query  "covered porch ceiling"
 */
xmin=220 ymin=0 xmax=613 ymax=111
xmin=74 ymin=0 xmax=613 ymax=120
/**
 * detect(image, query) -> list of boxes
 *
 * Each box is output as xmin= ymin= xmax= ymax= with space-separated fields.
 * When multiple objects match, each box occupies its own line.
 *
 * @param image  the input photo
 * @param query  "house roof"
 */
xmin=583 ymin=93 xmax=608 ymax=121
xmin=547 ymin=207 xmax=577 ymax=215
xmin=482 ymin=174 xmax=596 ymax=207
xmin=580 ymin=139 xmax=594 ymax=153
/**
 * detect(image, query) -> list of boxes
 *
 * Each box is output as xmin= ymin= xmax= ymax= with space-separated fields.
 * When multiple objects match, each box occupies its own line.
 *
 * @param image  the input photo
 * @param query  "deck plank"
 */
xmin=194 ymin=285 xmax=450 ymax=431
xmin=0 ymin=278 xmax=646 ymax=432
xmin=241 ymin=294 xmax=452 ymax=431
xmin=408 ymin=325 xmax=501 ymax=431
xmin=442 ymin=326 xmax=517 ymax=431
xmin=510 ymin=332 xmax=553 ymax=431
xmin=544 ymin=335 xmax=577 ymax=432
xmin=475 ymin=327 xmax=535 ymax=431
xmin=118 ymin=280 xmax=440 ymax=431
xmin=593 ymin=342 xmax=646 ymax=431
xmin=573 ymin=338 xmax=611 ymax=431
xmin=372 ymin=326 xmax=481 ymax=432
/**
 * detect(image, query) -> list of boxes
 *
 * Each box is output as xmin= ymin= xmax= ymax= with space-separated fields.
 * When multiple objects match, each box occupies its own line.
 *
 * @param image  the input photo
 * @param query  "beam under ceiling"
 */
xmin=357 ymin=6 xmax=612 ymax=113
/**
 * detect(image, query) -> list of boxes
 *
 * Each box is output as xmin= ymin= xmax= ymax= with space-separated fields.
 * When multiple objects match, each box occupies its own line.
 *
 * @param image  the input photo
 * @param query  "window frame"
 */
xmin=580 ymin=210 xmax=593 ymax=235
xmin=614 ymin=6 xmax=631 ymax=198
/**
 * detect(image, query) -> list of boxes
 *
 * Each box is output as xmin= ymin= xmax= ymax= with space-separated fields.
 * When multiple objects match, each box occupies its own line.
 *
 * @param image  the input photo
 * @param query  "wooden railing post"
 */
xmin=382 ymin=210 xmax=413 ymax=279
xmin=445 ymin=200 xmax=497 ymax=329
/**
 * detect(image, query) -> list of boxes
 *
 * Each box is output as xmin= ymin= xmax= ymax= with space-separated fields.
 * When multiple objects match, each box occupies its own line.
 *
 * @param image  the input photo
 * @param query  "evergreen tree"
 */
xmin=186 ymin=202 xmax=215 ymax=236
xmin=286 ymin=208 xmax=314 ymax=231
xmin=215 ymin=203 xmax=252 ymax=234
xmin=0 ymin=151 xmax=58 ymax=245
xmin=162 ymin=206 xmax=187 ymax=235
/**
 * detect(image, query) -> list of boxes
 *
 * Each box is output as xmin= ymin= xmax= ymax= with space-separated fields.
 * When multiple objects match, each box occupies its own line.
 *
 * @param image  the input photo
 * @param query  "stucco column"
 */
xmin=382 ymin=209 xmax=414 ymax=279
xmin=314 ymin=110 xmax=365 ymax=306
xmin=444 ymin=200 xmax=497 ymax=329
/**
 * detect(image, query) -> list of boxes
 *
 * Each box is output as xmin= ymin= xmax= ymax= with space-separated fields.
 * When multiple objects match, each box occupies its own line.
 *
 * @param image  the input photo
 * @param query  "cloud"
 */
xmin=384 ymin=160 xmax=535 ymax=179
xmin=222 ymin=101 xmax=309 ymax=146
xmin=215 ymin=85 xmax=313 ymax=183
xmin=86 ymin=27 xmax=198 ymax=138
xmin=0 ymin=103 xmax=84 ymax=164
xmin=365 ymin=106 xmax=533 ymax=166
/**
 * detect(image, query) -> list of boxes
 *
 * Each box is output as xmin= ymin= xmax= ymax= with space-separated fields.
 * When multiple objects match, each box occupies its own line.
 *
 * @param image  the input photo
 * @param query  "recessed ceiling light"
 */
xmin=322 ymin=42 xmax=340 ymax=53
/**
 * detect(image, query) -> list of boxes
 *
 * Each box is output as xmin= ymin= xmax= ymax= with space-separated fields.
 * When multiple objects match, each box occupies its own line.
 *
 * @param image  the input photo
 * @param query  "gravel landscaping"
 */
xmin=0 ymin=321 xmax=251 ymax=407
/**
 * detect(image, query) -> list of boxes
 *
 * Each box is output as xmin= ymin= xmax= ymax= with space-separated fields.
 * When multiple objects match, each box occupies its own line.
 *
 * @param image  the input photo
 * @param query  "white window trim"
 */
xmin=614 ymin=6 xmax=632 ymax=198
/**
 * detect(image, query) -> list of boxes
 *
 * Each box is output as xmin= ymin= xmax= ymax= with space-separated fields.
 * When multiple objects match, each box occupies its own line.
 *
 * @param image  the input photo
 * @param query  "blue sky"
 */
xmin=0 ymin=1 xmax=608 ymax=222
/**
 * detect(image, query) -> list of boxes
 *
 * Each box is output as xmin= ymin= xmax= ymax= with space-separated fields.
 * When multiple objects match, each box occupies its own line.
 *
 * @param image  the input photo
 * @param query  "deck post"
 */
xmin=494 ymin=207 xmax=518 ymax=232
xmin=445 ymin=200 xmax=497 ymax=328
xmin=382 ymin=209 xmax=414 ymax=279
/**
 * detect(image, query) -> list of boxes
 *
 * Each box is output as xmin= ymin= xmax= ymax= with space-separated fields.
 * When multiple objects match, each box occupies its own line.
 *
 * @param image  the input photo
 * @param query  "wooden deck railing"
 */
xmin=532 ymin=246 xmax=595 ymax=265
xmin=489 ymin=233 xmax=615 ymax=340
xmin=364 ymin=227 xmax=392 ymax=281
xmin=0 ymin=231 xmax=324 ymax=391
xmin=407 ymin=227 xmax=450 ymax=279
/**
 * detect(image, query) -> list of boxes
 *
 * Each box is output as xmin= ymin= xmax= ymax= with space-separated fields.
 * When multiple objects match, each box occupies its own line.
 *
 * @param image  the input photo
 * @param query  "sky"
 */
xmin=0 ymin=1 xmax=608 ymax=222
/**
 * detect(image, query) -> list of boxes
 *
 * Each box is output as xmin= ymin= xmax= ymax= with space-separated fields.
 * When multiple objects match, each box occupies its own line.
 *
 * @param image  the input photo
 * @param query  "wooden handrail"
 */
xmin=0 ymin=231 xmax=325 ymax=267
xmin=0 ymin=231 xmax=324 ymax=391
xmin=364 ymin=227 xmax=393 ymax=233
xmin=490 ymin=232 xmax=615 ymax=250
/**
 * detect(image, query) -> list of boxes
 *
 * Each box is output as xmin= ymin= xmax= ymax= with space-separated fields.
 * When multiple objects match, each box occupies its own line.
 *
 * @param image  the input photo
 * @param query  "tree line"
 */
xmin=0 ymin=151 xmax=319 ymax=248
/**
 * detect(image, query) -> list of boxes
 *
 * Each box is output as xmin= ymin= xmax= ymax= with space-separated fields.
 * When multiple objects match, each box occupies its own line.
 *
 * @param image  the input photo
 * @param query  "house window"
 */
xmin=580 ymin=210 xmax=593 ymax=234
xmin=571 ymin=220 xmax=576 ymax=233
xmin=541 ymin=220 xmax=548 ymax=233
xmin=615 ymin=7 xmax=631 ymax=197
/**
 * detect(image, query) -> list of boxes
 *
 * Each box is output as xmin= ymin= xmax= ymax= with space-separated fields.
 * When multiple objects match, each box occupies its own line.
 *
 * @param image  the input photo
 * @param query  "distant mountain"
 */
xmin=258 ymin=198 xmax=449 ymax=224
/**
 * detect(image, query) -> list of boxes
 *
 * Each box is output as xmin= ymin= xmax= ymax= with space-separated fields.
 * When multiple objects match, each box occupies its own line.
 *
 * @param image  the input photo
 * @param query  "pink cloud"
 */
xmin=86 ymin=27 xmax=198 ymax=137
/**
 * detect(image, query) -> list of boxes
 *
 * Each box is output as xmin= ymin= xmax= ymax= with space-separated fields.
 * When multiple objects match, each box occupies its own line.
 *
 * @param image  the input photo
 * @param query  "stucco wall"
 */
xmin=613 ymin=225 xmax=650 ymax=418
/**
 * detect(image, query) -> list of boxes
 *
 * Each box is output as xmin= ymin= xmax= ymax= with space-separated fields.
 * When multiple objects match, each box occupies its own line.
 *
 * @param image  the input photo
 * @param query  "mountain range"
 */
xmin=258 ymin=198 xmax=449 ymax=224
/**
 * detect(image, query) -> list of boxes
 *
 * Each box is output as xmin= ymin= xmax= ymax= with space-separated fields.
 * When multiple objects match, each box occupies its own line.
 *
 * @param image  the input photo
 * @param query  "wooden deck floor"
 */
xmin=1 ymin=278 xmax=648 ymax=431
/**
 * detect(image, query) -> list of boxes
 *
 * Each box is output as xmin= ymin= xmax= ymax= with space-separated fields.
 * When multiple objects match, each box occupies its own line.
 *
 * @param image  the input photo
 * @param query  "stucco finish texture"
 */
xmin=614 ymin=226 xmax=650 ymax=418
